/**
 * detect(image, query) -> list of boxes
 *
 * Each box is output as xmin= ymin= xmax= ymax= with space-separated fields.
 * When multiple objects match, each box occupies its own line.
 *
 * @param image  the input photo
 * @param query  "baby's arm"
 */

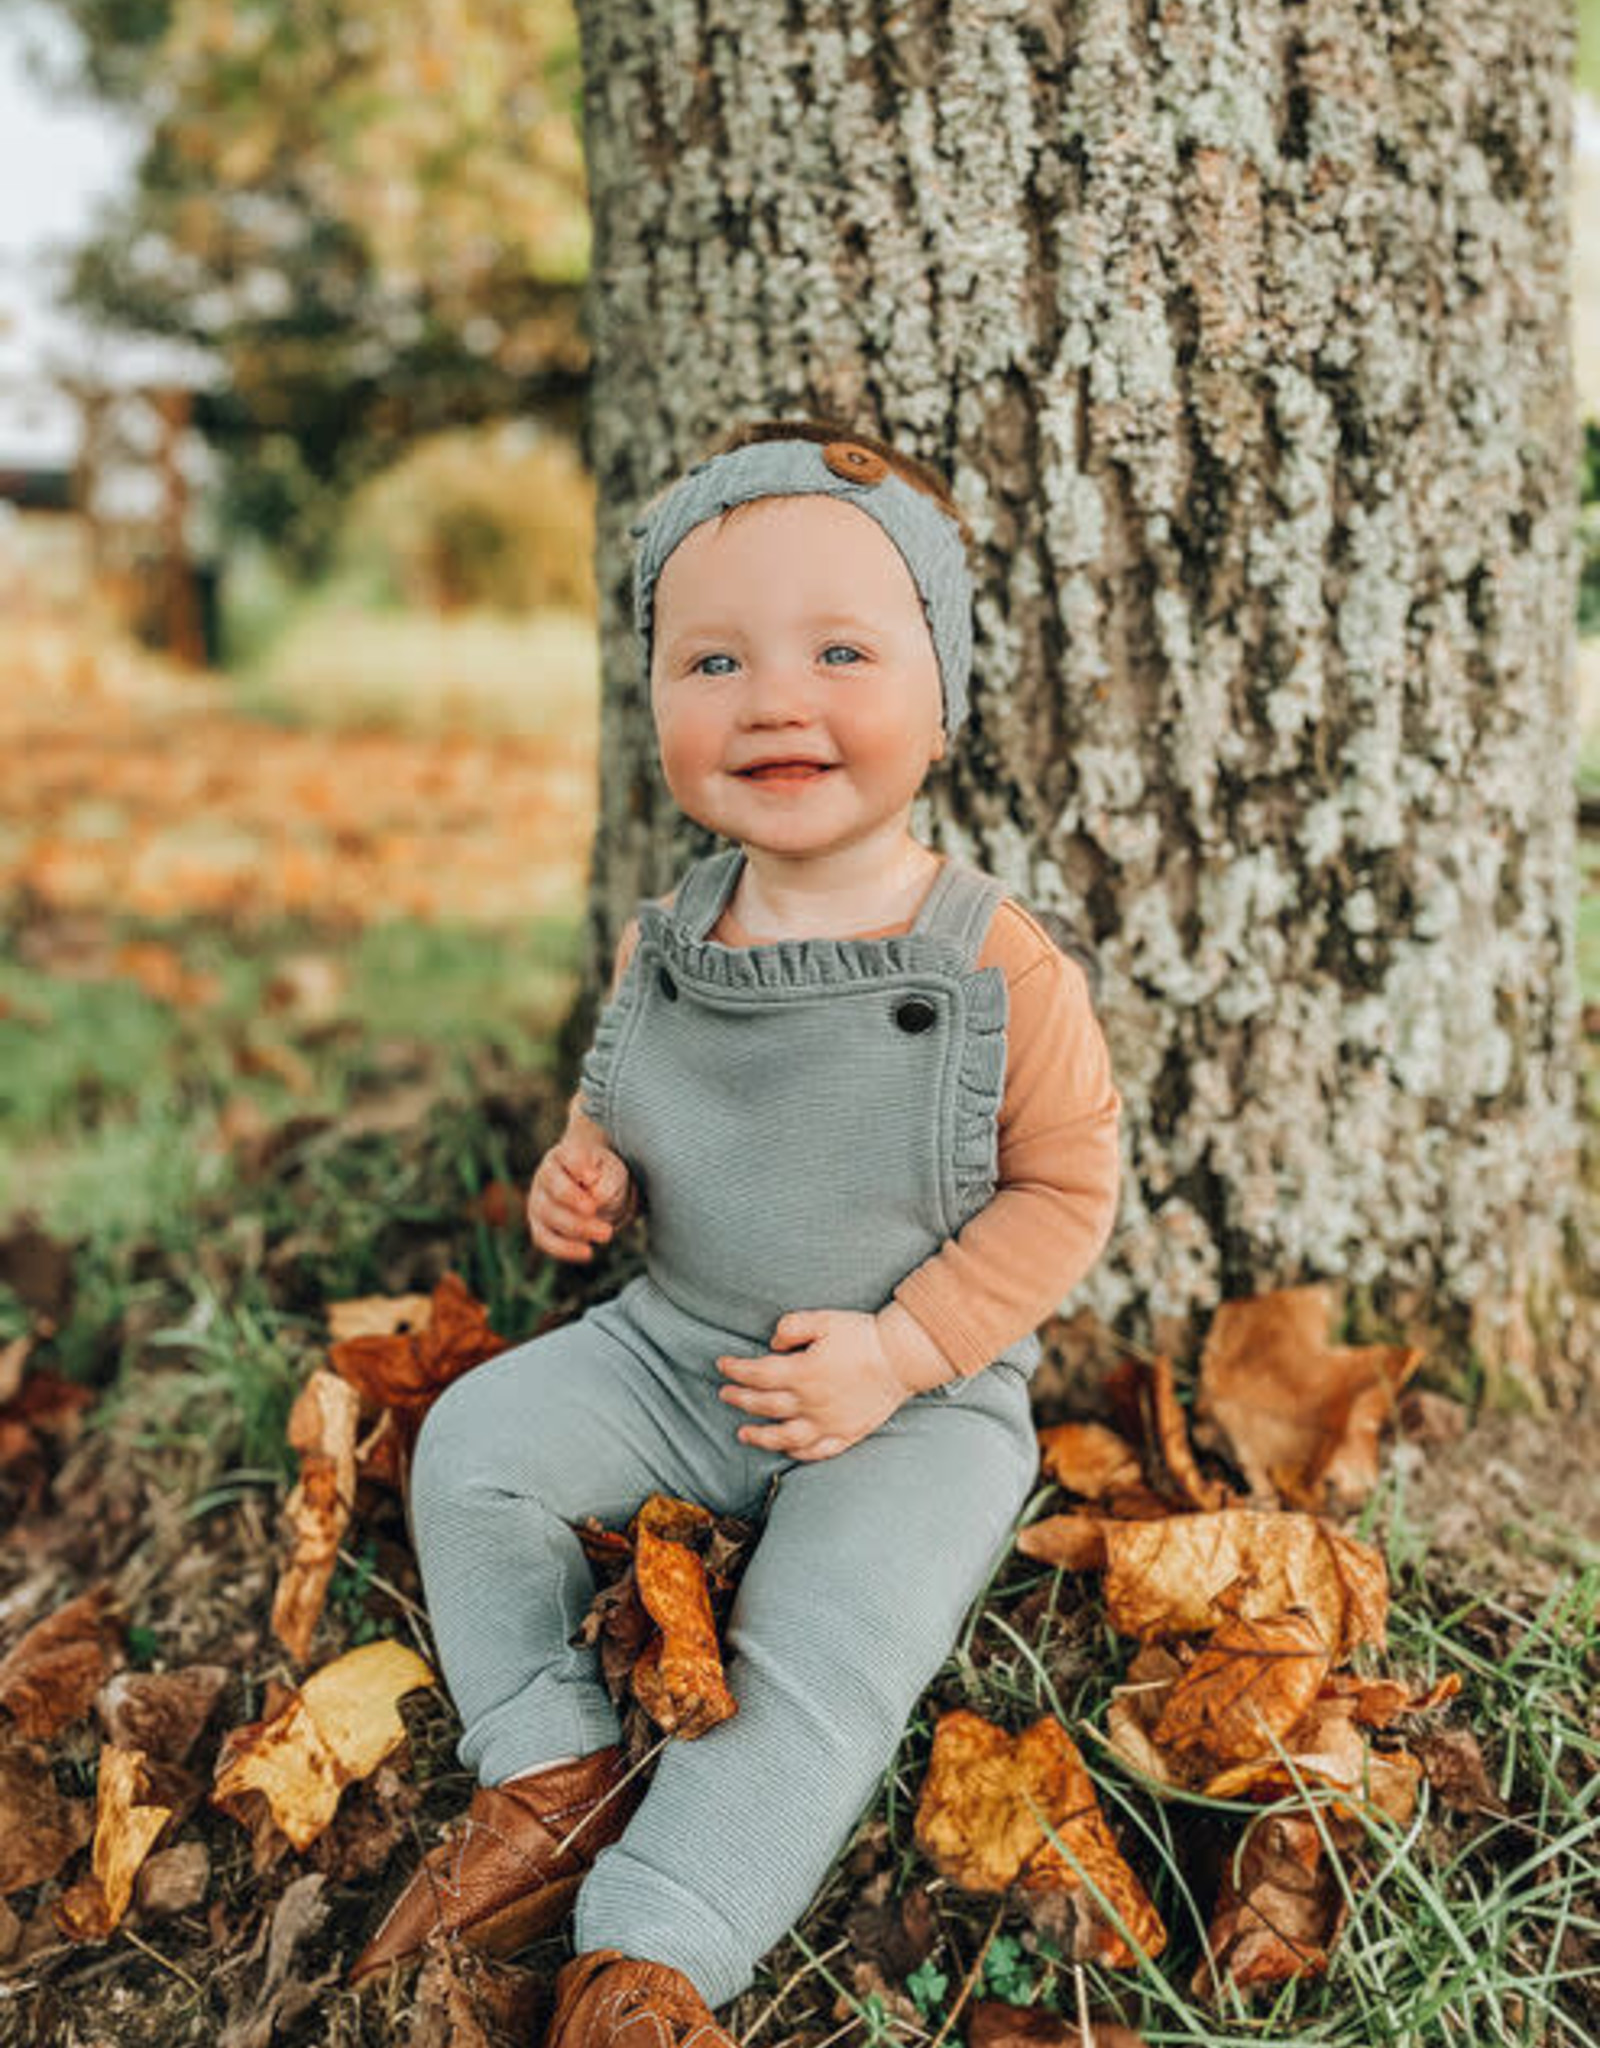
xmin=526 ymin=903 xmax=665 ymax=1261
xmin=888 ymin=920 xmax=1121 ymax=1375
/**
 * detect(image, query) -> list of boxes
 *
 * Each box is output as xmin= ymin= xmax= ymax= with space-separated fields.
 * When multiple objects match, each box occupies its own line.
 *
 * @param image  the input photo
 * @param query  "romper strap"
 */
xmin=910 ymin=857 xmax=1009 ymax=972
xmin=665 ymin=846 xmax=745 ymax=941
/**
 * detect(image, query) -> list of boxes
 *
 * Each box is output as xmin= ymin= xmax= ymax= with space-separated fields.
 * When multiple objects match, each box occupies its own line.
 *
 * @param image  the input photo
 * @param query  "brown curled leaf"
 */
xmin=629 ymin=1495 xmax=736 ymax=1739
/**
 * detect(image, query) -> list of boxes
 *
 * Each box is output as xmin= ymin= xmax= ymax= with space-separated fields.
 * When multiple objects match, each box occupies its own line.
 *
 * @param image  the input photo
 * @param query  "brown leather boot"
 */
xmin=548 ymin=1949 xmax=739 ymax=2048
xmin=348 ymin=1745 xmax=643 ymax=1985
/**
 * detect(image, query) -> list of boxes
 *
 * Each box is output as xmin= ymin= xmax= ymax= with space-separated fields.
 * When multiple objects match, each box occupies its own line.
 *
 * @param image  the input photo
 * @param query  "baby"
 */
xmin=350 ymin=421 xmax=1122 ymax=2048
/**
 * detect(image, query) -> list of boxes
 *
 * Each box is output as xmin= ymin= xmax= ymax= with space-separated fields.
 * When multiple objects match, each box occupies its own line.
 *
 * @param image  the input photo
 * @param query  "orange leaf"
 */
xmin=1151 ymin=1610 xmax=1330 ymax=1767
xmin=1105 ymin=1645 xmax=1188 ymax=1789
xmin=913 ymin=1710 xmax=1166 ymax=1966
xmin=629 ymin=1496 xmax=736 ymax=1739
xmin=325 ymin=1293 xmax=436 ymax=1343
xmin=211 ymin=1641 xmax=435 ymax=1852
xmin=470 ymin=1181 xmax=523 ymax=1230
xmin=111 ymin=939 xmax=223 ymax=1010
xmin=1015 ymin=1515 xmax=1112 ymax=1572
xmin=1203 ymin=1691 xmax=1423 ymax=1823
xmin=327 ymin=1272 xmax=510 ymax=1430
xmin=1322 ymin=1669 xmax=1462 ymax=1728
xmin=1196 ymin=1285 xmax=1423 ymax=1508
xmin=271 ymin=1371 xmax=362 ymax=1663
xmin=53 ymin=1745 xmax=173 ymax=1941
xmin=1195 ymin=1809 xmax=1348 ymax=1998
xmin=1036 ymin=1423 xmax=1143 ymax=1502
xmin=1099 ymin=1511 xmax=1388 ymax=1659
xmin=1105 ymin=1353 xmax=1231 ymax=1511
xmin=0 ymin=1586 xmax=123 ymax=1740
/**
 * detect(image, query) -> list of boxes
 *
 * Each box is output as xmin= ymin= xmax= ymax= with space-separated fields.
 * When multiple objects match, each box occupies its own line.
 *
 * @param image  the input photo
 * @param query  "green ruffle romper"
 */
xmin=409 ymin=845 xmax=1044 ymax=2009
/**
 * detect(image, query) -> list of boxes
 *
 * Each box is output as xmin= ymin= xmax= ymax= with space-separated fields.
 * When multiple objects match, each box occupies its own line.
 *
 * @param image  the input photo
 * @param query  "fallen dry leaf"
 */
xmin=0 ymin=1366 xmax=96 ymax=1511
xmin=0 ymin=1583 xmax=123 ymax=1739
xmin=470 ymin=1181 xmax=524 ymax=1231
xmin=1321 ymin=1669 xmax=1462 ymax=1729
xmin=1196 ymin=1285 xmax=1423 ymax=1508
xmin=264 ymin=953 xmax=347 ymax=1024
xmin=95 ymin=1664 xmax=231 ymax=1764
xmin=212 ymin=1640 xmax=435 ymax=1851
xmin=328 ymin=1272 xmax=512 ymax=1454
xmin=1105 ymin=1353 xmax=1231 ymax=1511
xmin=1098 ymin=1511 xmax=1388 ymax=1660
xmin=1151 ymin=1610 xmax=1330 ymax=1767
xmin=54 ymin=1743 xmax=174 ymax=1941
xmin=1202 ymin=1690 xmax=1423 ymax=1823
xmin=913 ymin=1709 xmax=1165 ymax=1966
xmin=1413 ymin=1725 xmax=1505 ymax=1814
xmin=843 ymin=1870 xmax=936 ymax=1979
xmin=1036 ymin=1423 xmax=1144 ymax=1502
xmin=630 ymin=1495 xmax=738 ymax=1739
xmin=1016 ymin=1514 xmax=1118 ymax=1573
xmin=232 ymin=1035 xmax=318 ymax=1096
xmin=0 ymin=1732 xmax=93 ymax=1893
xmin=111 ymin=938 xmax=224 ymax=1011
xmin=325 ymin=1293 xmax=437 ymax=1344
xmin=969 ymin=2002 xmax=1148 ymax=2048
xmin=0 ymin=1334 xmax=30 ymax=1404
xmin=1105 ymin=1644 xmax=1188 ymax=1789
xmin=271 ymin=1370 xmax=362 ymax=1663
xmin=409 ymin=1941 xmax=545 ymax=2048
xmin=1195 ymin=1808 xmax=1352 ymax=1998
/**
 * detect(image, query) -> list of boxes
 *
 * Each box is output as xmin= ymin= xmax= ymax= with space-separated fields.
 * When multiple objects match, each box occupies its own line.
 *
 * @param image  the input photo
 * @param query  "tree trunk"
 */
xmin=570 ymin=0 xmax=1594 ymax=1399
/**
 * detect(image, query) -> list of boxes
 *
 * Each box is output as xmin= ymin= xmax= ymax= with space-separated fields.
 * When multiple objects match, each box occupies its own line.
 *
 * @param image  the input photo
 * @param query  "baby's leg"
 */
xmin=573 ymin=1366 xmax=1041 ymax=2009
xmin=409 ymin=1286 xmax=759 ymax=1788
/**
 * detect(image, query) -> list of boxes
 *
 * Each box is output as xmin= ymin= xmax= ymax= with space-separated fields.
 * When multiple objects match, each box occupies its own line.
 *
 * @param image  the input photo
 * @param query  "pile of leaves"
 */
xmin=0 ymin=1257 xmax=1518 ymax=2045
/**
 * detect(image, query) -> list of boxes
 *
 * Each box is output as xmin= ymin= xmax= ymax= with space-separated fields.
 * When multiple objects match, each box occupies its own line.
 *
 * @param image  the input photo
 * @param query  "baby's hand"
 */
xmin=716 ymin=1309 xmax=910 ymax=1461
xmin=527 ymin=1127 xmax=638 ymax=1263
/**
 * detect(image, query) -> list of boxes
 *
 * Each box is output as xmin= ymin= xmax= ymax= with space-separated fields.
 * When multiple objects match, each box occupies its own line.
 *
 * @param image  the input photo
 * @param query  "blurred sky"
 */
xmin=0 ymin=1 xmax=168 ymax=465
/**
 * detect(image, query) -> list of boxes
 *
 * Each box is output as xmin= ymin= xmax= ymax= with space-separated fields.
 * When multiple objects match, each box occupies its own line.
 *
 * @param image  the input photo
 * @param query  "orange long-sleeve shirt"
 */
xmin=600 ymin=869 xmax=1122 ymax=1377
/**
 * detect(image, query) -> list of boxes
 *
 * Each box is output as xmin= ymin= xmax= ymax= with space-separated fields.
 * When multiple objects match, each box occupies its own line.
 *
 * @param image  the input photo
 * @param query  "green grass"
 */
xmin=0 ymin=910 xmax=583 ymax=1249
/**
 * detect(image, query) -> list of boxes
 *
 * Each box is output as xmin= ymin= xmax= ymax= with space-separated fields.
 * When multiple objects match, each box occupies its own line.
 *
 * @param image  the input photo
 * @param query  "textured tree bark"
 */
xmin=569 ymin=0 xmax=1594 ymax=1397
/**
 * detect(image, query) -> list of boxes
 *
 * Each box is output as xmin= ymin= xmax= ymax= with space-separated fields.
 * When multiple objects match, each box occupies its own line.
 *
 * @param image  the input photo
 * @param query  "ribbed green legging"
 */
xmin=409 ymin=1270 xmax=1039 ymax=2011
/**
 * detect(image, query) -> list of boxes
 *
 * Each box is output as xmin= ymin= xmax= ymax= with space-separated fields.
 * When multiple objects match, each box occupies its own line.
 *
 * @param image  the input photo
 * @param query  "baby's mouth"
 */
xmin=735 ymin=762 xmax=838 ymax=784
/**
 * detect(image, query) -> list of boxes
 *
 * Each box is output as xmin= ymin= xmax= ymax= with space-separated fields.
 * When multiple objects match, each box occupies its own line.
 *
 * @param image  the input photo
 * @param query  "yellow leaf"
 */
xmin=212 ymin=1641 xmax=434 ymax=1851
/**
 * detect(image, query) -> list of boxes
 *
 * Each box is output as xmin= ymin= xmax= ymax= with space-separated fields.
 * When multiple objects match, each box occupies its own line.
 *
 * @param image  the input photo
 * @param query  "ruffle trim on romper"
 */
xmin=579 ymin=901 xmax=1011 ymax=1228
xmin=578 ymin=945 xmax=647 ymax=1133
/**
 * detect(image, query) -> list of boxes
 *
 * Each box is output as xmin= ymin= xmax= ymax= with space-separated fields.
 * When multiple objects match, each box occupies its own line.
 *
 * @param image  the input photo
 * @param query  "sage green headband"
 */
xmin=627 ymin=436 xmax=973 ymax=736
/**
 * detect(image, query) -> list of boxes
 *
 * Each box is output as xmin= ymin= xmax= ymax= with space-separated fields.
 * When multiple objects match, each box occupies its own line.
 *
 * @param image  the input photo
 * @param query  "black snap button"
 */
xmin=894 ymin=997 xmax=937 ymax=1034
xmin=658 ymin=967 xmax=678 ymax=1001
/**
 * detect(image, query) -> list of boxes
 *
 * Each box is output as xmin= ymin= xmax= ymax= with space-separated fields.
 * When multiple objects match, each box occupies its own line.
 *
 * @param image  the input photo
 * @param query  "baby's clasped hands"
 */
xmin=716 ymin=1309 xmax=913 ymax=1461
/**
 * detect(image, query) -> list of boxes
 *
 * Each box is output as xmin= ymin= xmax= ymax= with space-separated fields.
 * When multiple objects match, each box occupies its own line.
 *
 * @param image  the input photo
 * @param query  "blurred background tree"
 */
xmin=37 ymin=0 xmax=590 ymax=577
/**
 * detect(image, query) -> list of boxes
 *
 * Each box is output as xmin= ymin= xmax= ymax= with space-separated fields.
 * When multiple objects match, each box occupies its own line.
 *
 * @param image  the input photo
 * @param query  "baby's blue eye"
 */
xmin=821 ymin=644 xmax=863 ymax=664
xmin=692 ymin=653 xmax=738 ymax=676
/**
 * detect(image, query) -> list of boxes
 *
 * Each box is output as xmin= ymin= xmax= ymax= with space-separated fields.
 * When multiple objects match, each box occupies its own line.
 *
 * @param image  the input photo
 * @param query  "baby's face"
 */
xmin=649 ymin=494 xmax=947 ymax=859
